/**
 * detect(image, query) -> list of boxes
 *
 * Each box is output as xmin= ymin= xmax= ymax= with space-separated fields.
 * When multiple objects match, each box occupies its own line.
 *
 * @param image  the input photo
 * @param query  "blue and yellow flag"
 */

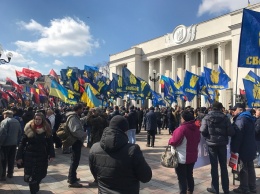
xmin=109 ymin=73 xmax=125 ymax=94
xmin=238 ymin=9 xmax=260 ymax=68
xmin=244 ymin=70 xmax=260 ymax=83
xmin=122 ymin=67 xmax=140 ymax=93
xmin=161 ymin=75 xmax=175 ymax=98
xmin=174 ymin=76 xmax=184 ymax=96
xmin=81 ymin=85 xmax=102 ymax=108
xmin=49 ymin=80 xmax=77 ymax=104
xmin=183 ymin=71 xmax=200 ymax=101
xmin=84 ymin=65 xmax=100 ymax=82
xmin=243 ymin=78 xmax=260 ymax=107
xmin=136 ymin=77 xmax=152 ymax=100
xmin=204 ymin=66 xmax=230 ymax=90
xmin=151 ymin=90 xmax=166 ymax=106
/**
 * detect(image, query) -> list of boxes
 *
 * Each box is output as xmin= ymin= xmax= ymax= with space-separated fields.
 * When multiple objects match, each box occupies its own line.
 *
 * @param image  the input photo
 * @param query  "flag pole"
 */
xmin=235 ymin=67 xmax=239 ymax=103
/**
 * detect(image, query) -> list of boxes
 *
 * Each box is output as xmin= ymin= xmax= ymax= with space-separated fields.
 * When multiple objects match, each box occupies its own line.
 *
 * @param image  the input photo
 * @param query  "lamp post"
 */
xmin=149 ymin=70 xmax=160 ymax=91
xmin=0 ymin=45 xmax=13 ymax=64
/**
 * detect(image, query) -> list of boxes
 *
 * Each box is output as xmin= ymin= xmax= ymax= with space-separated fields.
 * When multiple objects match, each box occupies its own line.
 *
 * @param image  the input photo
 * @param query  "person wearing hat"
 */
xmin=89 ymin=115 xmax=152 ymax=193
xmin=200 ymin=102 xmax=235 ymax=194
xmin=0 ymin=110 xmax=22 ymax=181
xmin=231 ymin=103 xmax=257 ymax=193
xmin=169 ymin=110 xmax=200 ymax=194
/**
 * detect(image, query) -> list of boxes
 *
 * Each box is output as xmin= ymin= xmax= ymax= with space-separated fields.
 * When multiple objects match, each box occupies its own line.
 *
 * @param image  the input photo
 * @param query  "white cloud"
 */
xmin=198 ymin=0 xmax=260 ymax=16
xmin=0 ymin=64 xmax=22 ymax=82
xmin=4 ymin=50 xmax=37 ymax=66
xmin=53 ymin=59 xmax=63 ymax=66
xmin=15 ymin=17 xmax=99 ymax=57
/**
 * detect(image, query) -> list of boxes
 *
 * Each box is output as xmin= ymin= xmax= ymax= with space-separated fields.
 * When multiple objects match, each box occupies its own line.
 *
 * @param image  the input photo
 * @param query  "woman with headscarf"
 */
xmin=168 ymin=110 xmax=200 ymax=194
xmin=16 ymin=112 xmax=55 ymax=194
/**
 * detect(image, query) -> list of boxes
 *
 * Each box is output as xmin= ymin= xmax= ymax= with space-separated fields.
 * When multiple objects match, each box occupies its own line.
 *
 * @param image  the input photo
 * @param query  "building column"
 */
xmin=185 ymin=51 xmax=192 ymax=107
xmin=218 ymin=42 xmax=226 ymax=107
xmin=200 ymin=46 xmax=209 ymax=107
xmin=171 ymin=54 xmax=178 ymax=81
xmin=148 ymin=59 xmax=155 ymax=108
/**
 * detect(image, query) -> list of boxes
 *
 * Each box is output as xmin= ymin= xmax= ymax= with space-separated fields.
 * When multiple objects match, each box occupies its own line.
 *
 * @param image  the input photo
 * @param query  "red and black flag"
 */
xmin=6 ymin=77 xmax=23 ymax=92
xmin=15 ymin=70 xmax=35 ymax=85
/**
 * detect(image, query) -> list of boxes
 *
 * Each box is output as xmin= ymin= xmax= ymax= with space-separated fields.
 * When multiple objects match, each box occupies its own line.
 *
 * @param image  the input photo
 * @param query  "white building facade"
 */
xmin=109 ymin=4 xmax=260 ymax=109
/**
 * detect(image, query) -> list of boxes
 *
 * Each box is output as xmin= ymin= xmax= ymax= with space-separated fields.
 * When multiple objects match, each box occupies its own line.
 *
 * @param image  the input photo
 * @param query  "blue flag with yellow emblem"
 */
xmin=183 ymin=71 xmax=200 ymax=101
xmin=122 ymin=67 xmax=140 ymax=93
xmin=238 ymin=9 xmax=260 ymax=68
xmin=151 ymin=90 xmax=166 ymax=106
xmin=109 ymin=73 xmax=125 ymax=98
xmin=204 ymin=66 xmax=230 ymax=90
xmin=174 ymin=76 xmax=184 ymax=96
xmin=243 ymin=78 xmax=260 ymax=107
xmin=137 ymin=77 xmax=152 ymax=100
xmin=244 ymin=70 xmax=260 ymax=83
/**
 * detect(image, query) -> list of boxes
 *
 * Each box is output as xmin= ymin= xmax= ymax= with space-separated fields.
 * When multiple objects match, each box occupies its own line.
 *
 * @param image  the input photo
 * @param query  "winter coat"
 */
xmin=16 ymin=121 xmax=55 ymax=183
xmin=66 ymin=111 xmax=87 ymax=143
xmin=169 ymin=120 xmax=200 ymax=164
xmin=0 ymin=117 xmax=21 ymax=146
xmin=89 ymin=127 xmax=152 ymax=194
xmin=108 ymin=110 xmax=121 ymax=121
xmin=145 ymin=110 xmax=157 ymax=131
xmin=22 ymin=110 xmax=34 ymax=125
xmin=255 ymin=117 xmax=260 ymax=141
xmin=200 ymin=110 xmax=235 ymax=146
xmin=127 ymin=110 xmax=138 ymax=129
xmin=231 ymin=111 xmax=256 ymax=162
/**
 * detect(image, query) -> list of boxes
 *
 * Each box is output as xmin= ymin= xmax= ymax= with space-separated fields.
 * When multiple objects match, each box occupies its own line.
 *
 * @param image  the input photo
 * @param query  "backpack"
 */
xmin=56 ymin=115 xmax=77 ymax=147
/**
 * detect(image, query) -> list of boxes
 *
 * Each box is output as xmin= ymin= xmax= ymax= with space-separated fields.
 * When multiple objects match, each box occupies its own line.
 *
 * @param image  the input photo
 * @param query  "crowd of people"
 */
xmin=0 ymin=102 xmax=259 ymax=194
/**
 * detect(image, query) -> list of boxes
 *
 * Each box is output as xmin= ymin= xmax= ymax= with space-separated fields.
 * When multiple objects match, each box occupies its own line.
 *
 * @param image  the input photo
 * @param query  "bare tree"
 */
xmin=93 ymin=61 xmax=110 ymax=78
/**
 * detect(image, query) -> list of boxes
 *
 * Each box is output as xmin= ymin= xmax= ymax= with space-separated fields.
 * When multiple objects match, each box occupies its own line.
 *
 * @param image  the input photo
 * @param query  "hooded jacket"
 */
xmin=200 ymin=110 xmax=235 ymax=146
xmin=169 ymin=120 xmax=200 ymax=164
xmin=89 ymin=126 xmax=152 ymax=194
xmin=231 ymin=111 xmax=256 ymax=162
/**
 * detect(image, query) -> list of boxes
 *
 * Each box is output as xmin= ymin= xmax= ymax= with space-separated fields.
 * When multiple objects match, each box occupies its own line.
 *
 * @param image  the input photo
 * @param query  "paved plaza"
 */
xmin=1 ymin=129 xmax=260 ymax=194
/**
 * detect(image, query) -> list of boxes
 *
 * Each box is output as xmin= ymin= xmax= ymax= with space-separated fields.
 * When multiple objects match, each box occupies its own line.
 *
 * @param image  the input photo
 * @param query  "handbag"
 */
xmin=161 ymin=145 xmax=178 ymax=168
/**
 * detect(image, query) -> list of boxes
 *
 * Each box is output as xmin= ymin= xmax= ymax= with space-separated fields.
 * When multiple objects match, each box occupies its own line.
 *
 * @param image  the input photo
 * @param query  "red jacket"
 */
xmin=168 ymin=120 xmax=200 ymax=164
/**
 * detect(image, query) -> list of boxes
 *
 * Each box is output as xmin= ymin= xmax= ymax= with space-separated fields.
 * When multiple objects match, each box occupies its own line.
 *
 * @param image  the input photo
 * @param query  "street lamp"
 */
xmin=149 ymin=69 xmax=160 ymax=91
xmin=0 ymin=45 xmax=13 ymax=64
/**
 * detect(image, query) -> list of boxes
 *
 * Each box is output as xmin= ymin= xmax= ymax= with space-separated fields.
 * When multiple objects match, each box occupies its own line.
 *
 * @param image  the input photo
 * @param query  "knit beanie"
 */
xmin=109 ymin=115 xmax=129 ymax=132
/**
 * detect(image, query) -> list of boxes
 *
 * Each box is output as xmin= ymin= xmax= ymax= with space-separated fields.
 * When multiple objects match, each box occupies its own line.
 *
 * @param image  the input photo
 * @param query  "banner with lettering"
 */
xmin=243 ymin=78 xmax=260 ymax=107
xmin=238 ymin=9 xmax=260 ymax=68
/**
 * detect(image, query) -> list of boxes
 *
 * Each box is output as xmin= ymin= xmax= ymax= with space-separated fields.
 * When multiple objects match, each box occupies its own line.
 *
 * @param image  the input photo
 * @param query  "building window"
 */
xmin=214 ymin=48 xmax=218 ymax=65
xmin=198 ymin=52 xmax=201 ymax=67
xmin=183 ymin=55 xmax=186 ymax=70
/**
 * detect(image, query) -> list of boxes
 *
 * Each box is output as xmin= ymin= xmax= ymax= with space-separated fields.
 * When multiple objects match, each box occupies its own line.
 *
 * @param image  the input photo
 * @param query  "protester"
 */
xmin=154 ymin=107 xmax=162 ymax=134
xmin=169 ymin=110 xmax=200 ymax=194
xmin=0 ymin=110 xmax=21 ymax=181
xmin=231 ymin=103 xmax=257 ymax=193
xmin=168 ymin=107 xmax=176 ymax=134
xmin=66 ymin=103 xmax=87 ymax=188
xmin=22 ymin=107 xmax=34 ymax=125
xmin=137 ymin=107 xmax=144 ymax=134
xmin=126 ymin=105 xmax=138 ymax=144
xmin=255 ymin=108 xmax=260 ymax=168
xmin=52 ymin=108 xmax=63 ymax=149
xmin=89 ymin=115 xmax=152 ymax=193
xmin=16 ymin=112 xmax=55 ymax=194
xmin=145 ymin=106 xmax=157 ymax=147
xmin=200 ymin=102 xmax=235 ymax=194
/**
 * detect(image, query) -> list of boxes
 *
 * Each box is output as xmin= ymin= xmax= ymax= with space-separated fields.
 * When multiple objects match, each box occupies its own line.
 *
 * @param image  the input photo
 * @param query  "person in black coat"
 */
xmin=145 ymin=107 xmax=157 ymax=147
xmin=22 ymin=107 xmax=34 ymax=125
xmin=16 ymin=112 xmax=55 ymax=194
xmin=53 ymin=109 xmax=63 ymax=148
xmin=255 ymin=108 xmax=260 ymax=168
xmin=231 ymin=103 xmax=257 ymax=194
xmin=89 ymin=115 xmax=152 ymax=194
xmin=126 ymin=105 xmax=138 ymax=144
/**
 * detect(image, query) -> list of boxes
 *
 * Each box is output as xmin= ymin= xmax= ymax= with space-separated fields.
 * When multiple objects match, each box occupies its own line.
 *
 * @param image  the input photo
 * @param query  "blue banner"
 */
xmin=122 ymin=67 xmax=140 ymax=93
xmin=243 ymin=78 xmax=260 ymax=107
xmin=183 ymin=71 xmax=200 ymax=101
xmin=238 ymin=9 xmax=260 ymax=68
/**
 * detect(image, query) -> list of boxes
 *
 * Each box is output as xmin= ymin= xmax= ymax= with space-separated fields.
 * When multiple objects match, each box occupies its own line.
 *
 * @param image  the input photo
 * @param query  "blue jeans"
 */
xmin=127 ymin=129 xmax=136 ymax=144
xmin=208 ymin=145 xmax=229 ymax=194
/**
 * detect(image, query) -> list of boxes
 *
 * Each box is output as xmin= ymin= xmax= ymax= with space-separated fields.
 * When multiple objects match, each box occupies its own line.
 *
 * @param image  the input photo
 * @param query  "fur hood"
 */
xmin=24 ymin=120 xmax=45 ymax=138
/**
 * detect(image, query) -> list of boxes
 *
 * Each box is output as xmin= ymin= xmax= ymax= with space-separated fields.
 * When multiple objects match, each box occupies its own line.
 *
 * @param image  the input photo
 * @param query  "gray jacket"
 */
xmin=66 ymin=111 xmax=87 ymax=143
xmin=0 ymin=117 xmax=21 ymax=146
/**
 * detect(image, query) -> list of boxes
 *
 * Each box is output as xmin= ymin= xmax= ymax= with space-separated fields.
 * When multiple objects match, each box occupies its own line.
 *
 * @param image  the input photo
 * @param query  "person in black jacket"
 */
xmin=53 ymin=109 xmax=63 ymax=148
xmin=22 ymin=107 xmax=34 ymax=125
xmin=89 ymin=115 xmax=152 ymax=194
xmin=200 ymin=102 xmax=235 ymax=194
xmin=255 ymin=108 xmax=260 ymax=168
xmin=231 ymin=103 xmax=257 ymax=193
xmin=126 ymin=105 xmax=138 ymax=144
xmin=108 ymin=106 xmax=121 ymax=121
xmin=145 ymin=107 xmax=157 ymax=147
